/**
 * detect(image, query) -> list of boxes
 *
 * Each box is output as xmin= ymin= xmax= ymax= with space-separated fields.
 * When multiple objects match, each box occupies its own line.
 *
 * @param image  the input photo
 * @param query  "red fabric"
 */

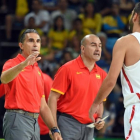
xmin=0 ymin=84 xmax=5 ymax=98
xmin=126 ymin=105 xmax=135 ymax=140
xmin=38 ymin=73 xmax=53 ymax=135
xmin=122 ymin=68 xmax=134 ymax=93
xmin=2 ymin=54 xmax=44 ymax=113
xmin=51 ymin=56 xmax=107 ymax=124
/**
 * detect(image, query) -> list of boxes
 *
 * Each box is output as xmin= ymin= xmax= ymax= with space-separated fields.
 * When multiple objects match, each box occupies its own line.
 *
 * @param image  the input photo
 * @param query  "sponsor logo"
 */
xmin=96 ymin=74 xmax=100 ymax=79
xmin=76 ymin=72 xmax=83 ymax=74
xmin=38 ymin=71 xmax=41 ymax=76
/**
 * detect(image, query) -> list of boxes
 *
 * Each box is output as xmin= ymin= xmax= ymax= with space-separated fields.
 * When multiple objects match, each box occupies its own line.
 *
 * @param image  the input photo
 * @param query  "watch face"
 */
xmin=51 ymin=127 xmax=60 ymax=135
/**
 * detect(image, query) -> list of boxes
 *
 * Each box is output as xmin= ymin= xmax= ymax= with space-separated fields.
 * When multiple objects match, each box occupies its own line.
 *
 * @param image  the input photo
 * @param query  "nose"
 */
xmin=33 ymin=42 xmax=37 ymax=47
xmin=96 ymin=46 xmax=100 ymax=51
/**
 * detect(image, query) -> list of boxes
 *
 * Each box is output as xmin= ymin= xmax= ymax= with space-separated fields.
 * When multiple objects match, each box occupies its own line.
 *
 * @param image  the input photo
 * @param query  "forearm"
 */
xmin=94 ymin=76 xmax=116 ymax=104
xmin=48 ymin=96 xmax=58 ymax=126
xmin=40 ymin=104 xmax=57 ymax=130
xmin=1 ymin=61 xmax=26 ymax=84
xmin=96 ymin=103 xmax=104 ymax=117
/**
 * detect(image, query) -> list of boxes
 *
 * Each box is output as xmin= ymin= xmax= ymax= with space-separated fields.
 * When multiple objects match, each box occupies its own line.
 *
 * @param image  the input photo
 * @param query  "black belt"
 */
xmin=57 ymin=111 xmax=75 ymax=120
xmin=6 ymin=109 xmax=39 ymax=119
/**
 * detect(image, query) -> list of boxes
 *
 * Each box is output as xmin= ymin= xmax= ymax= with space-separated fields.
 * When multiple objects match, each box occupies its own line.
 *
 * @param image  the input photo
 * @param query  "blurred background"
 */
xmin=0 ymin=0 xmax=139 ymax=139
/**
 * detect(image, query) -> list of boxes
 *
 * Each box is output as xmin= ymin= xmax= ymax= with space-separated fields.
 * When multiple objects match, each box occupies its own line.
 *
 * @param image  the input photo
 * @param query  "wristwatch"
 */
xmin=51 ymin=127 xmax=61 ymax=135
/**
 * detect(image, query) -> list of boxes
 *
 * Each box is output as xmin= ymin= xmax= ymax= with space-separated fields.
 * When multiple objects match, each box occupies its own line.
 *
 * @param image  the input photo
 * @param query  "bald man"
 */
xmin=48 ymin=34 xmax=107 ymax=140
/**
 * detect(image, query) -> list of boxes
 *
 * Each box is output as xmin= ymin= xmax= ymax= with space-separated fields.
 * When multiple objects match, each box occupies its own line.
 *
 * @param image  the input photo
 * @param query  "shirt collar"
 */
xmin=17 ymin=54 xmax=26 ymax=61
xmin=76 ymin=55 xmax=97 ymax=72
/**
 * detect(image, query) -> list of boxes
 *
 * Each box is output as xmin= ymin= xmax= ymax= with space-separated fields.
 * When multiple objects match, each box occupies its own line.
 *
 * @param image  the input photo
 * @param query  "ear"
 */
xmin=19 ymin=42 xmax=23 ymax=50
xmin=133 ymin=13 xmax=138 ymax=22
xmin=81 ymin=45 xmax=85 ymax=53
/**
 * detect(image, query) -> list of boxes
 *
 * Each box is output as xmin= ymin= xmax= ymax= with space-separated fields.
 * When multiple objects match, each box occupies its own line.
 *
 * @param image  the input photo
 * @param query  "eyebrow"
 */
xmin=28 ymin=38 xmax=41 ymax=41
xmin=91 ymin=42 xmax=102 ymax=45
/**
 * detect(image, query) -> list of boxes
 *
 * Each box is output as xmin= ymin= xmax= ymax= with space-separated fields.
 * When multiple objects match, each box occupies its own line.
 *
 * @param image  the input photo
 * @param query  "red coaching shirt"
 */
xmin=0 ymin=84 xmax=5 ymax=98
xmin=2 ymin=54 xmax=44 ymax=113
xmin=38 ymin=73 xmax=53 ymax=135
xmin=51 ymin=55 xmax=107 ymax=124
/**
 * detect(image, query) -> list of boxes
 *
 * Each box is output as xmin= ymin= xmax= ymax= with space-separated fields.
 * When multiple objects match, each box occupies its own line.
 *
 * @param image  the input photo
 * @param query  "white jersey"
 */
xmin=121 ymin=32 xmax=140 ymax=108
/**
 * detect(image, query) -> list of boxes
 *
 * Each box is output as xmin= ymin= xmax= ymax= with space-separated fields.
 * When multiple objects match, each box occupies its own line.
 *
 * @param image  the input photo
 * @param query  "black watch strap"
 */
xmin=51 ymin=127 xmax=60 ymax=135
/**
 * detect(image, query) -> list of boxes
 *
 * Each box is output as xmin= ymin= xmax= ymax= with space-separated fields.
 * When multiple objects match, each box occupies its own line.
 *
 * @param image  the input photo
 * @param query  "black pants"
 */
xmin=40 ymin=134 xmax=51 ymax=140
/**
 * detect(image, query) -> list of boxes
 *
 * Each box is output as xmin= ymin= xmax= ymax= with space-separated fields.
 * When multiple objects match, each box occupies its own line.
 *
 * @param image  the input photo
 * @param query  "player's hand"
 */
xmin=49 ymin=130 xmax=63 ymax=140
xmin=94 ymin=118 xmax=105 ymax=130
xmin=52 ymin=132 xmax=63 ymax=140
xmin=89 ymin=103 xmax=99 ymax=122
xmin=23 ymin=52 xmax=41 ymax=66
xmin=49 ymin=130 xmax=53 ymax=139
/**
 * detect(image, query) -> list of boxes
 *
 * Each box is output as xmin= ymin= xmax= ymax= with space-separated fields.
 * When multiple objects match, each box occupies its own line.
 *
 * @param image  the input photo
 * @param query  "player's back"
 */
xmin=121 ymin=32 xmax=140 ymax=108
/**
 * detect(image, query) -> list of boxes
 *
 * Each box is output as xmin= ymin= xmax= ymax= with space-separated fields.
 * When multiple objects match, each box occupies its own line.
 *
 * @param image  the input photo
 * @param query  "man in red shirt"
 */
xmin=38 ymin=73 xmax=53 ymax=140
xmin=0 ymin=29 xmax=62 ymax=140
xmin=48 ymin=34 xmax=106 ymax=140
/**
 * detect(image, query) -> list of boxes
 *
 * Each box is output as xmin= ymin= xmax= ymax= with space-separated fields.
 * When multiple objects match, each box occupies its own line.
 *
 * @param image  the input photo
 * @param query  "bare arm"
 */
xmin=40 ymin=97 xmax=62 ymax=140
xmin=1 ymin=52 xmax=41 ymax=84
xmin=94 ymin=103 xmax=105 ymax=130
xmin=96 ymin=103 xmax=104 ymax=118
xmin=40 ymin=97 xmax=56 ymax=129
xmin=89 ymin=37 xmax=126 ymax=121
xmin=48 ymin=90 xmax=61 ymax=126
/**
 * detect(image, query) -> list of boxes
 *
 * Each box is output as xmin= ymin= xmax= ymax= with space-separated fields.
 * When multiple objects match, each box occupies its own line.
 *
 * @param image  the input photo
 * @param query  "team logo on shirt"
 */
xmin=96 ymin=74 xmax=100 ymax=79
xmin=76 ymin=72 xmax=83 ymax=74
xmin=38 ymin=71 xmax=41 ymax=76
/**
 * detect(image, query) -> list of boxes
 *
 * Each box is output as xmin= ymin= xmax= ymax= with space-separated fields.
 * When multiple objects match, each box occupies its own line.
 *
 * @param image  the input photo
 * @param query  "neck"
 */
xmin=81 ymin=54 xmax=95 ymax=72
xmin=132 ymin=24 xmax=140 ymax=33
xmin=21 ymin=53 xmax=27 ymax=58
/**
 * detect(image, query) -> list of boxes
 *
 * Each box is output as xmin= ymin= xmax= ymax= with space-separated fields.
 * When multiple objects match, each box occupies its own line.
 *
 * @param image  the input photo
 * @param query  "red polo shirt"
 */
xmin=2 ymin=54 xmax=44 ymax=113
xmin=51 ymin=55 xmax=107 ymax=124
xmin=38 ymin=73 xmax=53 ymax=135
xmin=0 ymin=84 xmax=5 ymax=98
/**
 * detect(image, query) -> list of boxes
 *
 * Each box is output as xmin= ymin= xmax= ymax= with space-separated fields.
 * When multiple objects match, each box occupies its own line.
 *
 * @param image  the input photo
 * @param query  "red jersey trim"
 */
xmin=51 ymin=88 xmax=64 ymax=95
xmin=122 ymin=68 xmax=134 ymax=93
xmin=126 ymin=105 xmax=135 ymax=140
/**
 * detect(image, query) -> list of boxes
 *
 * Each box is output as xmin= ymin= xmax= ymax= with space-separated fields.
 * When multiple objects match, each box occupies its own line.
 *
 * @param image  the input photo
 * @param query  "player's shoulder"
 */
xmin=117 ymin=34 xmax=135 ymax=43
xmin=62 ymin=59 xmax=76 ymax=69
xmin=4 ymin=57 xmax=17 ymax=65
xmin=114 ymin=34 xmax=135 ymax=49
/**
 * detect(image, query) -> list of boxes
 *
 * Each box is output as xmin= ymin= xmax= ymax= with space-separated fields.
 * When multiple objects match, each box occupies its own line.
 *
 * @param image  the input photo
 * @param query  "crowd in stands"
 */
xmin=0 ymin=0 xmax=137 ymax=138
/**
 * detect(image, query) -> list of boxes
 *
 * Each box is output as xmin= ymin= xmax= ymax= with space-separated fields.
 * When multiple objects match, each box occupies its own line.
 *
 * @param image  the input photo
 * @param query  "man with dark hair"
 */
xmin=48 ymin=34 xmax=106 ymax=140
xmin=89 ymin=2 xmax=140 ymax=140
xmin=1 ymin=29 xmax=62 ymax=140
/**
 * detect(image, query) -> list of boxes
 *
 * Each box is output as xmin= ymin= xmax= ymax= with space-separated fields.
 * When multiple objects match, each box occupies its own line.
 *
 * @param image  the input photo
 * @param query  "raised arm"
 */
xmin=1 ymin=52 xmax=41 ymax=84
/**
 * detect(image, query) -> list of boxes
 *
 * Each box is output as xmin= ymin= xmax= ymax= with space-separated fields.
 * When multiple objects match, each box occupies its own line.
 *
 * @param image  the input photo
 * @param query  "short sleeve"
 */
xmin=51 ymin=65 xmax=70 ymax=95
xmin=2 ymin=59 xmax=15 ymax=72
